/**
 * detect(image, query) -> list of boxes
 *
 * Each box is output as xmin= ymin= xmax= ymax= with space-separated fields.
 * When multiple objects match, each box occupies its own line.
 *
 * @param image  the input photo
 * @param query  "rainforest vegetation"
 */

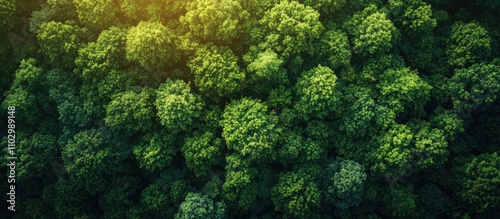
xmin=1 ymin=0 xmax=500 ymax=218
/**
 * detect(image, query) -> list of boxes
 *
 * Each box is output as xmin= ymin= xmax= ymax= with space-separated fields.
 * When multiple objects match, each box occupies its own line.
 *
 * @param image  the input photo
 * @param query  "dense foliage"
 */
xmin=1 ymin=0 xmax=499 ymax=218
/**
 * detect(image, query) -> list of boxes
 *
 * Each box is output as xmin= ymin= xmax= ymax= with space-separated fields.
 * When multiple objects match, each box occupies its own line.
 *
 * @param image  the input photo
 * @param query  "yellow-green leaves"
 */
xmin=221 ymin=98 xmax=279 ymax=161
xmin=181 ymin=0 xmax=249 ymax=43
xmin=258 ymin=0 xmax=323 ymax=58
xmin=295 ymin=65 xmax=340 ymax=119
xmin=188 ymin=45 xmax=245 ymax=98
xmin=353 ymin=12 xmax=399 ymax=56
xmin=126 ymin=21 xmax=179 ymax=72
xmin=155 ymin=79 xmax=203 ymax=132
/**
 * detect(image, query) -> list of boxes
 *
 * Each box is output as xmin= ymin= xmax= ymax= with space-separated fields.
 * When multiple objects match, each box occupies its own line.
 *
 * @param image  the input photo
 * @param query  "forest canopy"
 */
xmin=1 ymin=0 xmax=500 ymax=218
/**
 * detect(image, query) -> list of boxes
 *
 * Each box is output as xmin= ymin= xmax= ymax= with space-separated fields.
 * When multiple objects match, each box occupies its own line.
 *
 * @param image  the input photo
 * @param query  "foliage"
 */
xmin=175 ymin=192 xmax=226 ymax=219
xmin=180 ymin=0 xmax=249 ymax=43
xmin=37 ymin=21 xmax=93 ymax=69
xmin=4 ymin=0 xmax=500 ymax=218
xmin=447 ymin=21 xmax=491 ymax=68
xmin=257 ymin=0 xmax=324 ymax=58
xmin=188 ymin=45 xmax=245 ymax=98
xmin=155 ymin=79 xmax=203 ymax=132
xmin=221 ymin=98 xmax=279 ymax=161
xmin=449 ymin=63 xmax=500 ymax=115
xmin=322 ymin=158 xmax=367 ymax=209
xmin=272 ymin=167 xmax=321 ymax=218
xmin=126 ymin=21 xmax=179 ymax=72
xmin=453 ymin=153 xmax=500 ymax=213
xmin=294 ymin=64 xmax=341 ymax=119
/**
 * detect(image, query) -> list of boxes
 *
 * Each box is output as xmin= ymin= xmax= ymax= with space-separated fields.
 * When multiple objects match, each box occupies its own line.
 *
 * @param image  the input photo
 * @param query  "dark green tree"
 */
xmin=452 ymin=153 xmax=500 ymax=213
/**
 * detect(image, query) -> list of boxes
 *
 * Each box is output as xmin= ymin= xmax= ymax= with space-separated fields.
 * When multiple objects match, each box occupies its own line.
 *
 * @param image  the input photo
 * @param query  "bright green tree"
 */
xmin=314 ymin=29 xmax=352 ymax=71
xmin=133 ymin=131 xmax=177 ymax=172
xmin=75 ymin=27 xmax=128 ymax=82
xmin=377 ymin=67 xmax=432 ymax=114
xmin=303 ymin=0 xmax=347 ymax=15
xmin=272 ymin=167 xmax=321 ymax=218
xmin=182 ymin=131 xmax=223 ymax=177
xmin=188 ymin=45 xmax=245 ymax=98
xmin=353 ymin=11 xmax=399 ymax=56
xmin=295 ymin=65 xmax=341 ymax=119
xmin=73 ymin=0 xmax=119 ymax=31
xmin=155 ymin=79 xmax=203 ymax=132
xmin=257 ymin=0 xmax=324 ymax=58
xmin=221 ymin=98 xmax=279 ymax=161
xmin=126 ymin=21 xmax=179 ymax=73
xmin=180 ymin=0 xmax=249 ymax=43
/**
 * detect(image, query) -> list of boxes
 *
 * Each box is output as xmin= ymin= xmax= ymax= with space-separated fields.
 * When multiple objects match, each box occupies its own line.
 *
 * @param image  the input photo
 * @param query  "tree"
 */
xmin=126 ymin=21 xmax=179 ymax=73
xmin=182 ymin=131 xmax=223 ymax=177
xmin=98 ymin=176 xmax=142 ymax=219
xmin=257 ymin=0 xmax=324 ymax=58
xmin=43 ymin=179 xmax=97 ymax=218
xmin=272 ymin=167 xmax=321 ymax=218
xmin=381 ymin=184 xmax=418 ymax=218
xmin=221 ymin=154 xmax=259 ymax=210
xmin=175 ymin=193 xmax=226 ymax=219
xmin=377 ymin=67 xmax=432 ymax=114
xmin=105 ymin=88 xmax=155 ymax=135
xmin=61 ymin=128 xmax=127 ymax=194
xmin=453 ymin=153 xmax=500 ymax=213
xmin=221 ymin=98 xmax=279 ymax=161
xmin=314 ymin=29 xmax=352 ymax=71
xmin=370 ymin=124 xmax=414 ymax=176
xmin=418 ymin=184 xmax=448 ymax=217
xmin=75 ymin=26 xmax=128 ymax=82
xmin=277 ymin=128 xmax=324 ymax=164
xmin=353 ymin=11 xmax=399 ymax=56
xmin=447 ymin=21 xmax=491 ymax=68
xmin=412 ymin=125 xmax=448 ymax=170
xmin=155 ymin=79 xmax=203 ymax=132
xmin=322 ymin=158 xmax=367 ymax=209
xmin=133 ymin=131 xmax=177 ymax=172
xmin=16 ymin=133 xmax=57 ymax=181
xmin=400 ymin=1 xmax=436 ymax=34
xmin=180 ymin=0 xmax=249 ymax=43
xmin=0 ymin=0 xmax=16 ymax=32
xmin=141 ymin=169 xmax=192 ymax=218
xmin=187 ymin=45 xmax=245 ymax=98
xmin=245 ymin=49 xmax=288 ymax=94
xmin=73 ymin=0 xmax=119 ymax=31
xmin=449 ymin=63 xmax=500 ymax=115
xmin=294 ymin=65 xmax=341 ymax=119
xmin=303 ymin=0 xmax=347 ymax=15
xmin=1 ymin=58 xmax=44 ymax=125
xmin=37 ymin=21 xmax=93 ymax=69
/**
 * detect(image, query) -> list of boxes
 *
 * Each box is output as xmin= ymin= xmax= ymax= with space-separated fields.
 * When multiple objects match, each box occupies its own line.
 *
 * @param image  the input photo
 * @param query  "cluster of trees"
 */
xmin=1 ymin=0 xmax=499 ymax=218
